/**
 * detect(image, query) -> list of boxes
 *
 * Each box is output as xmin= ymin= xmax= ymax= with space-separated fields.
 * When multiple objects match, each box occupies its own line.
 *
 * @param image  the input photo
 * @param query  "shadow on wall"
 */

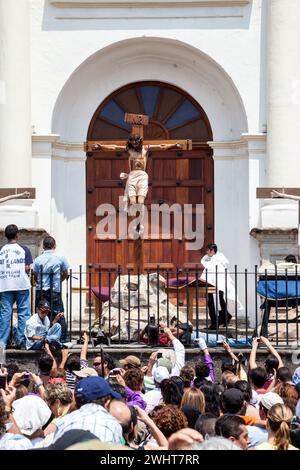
xmin=42 ymin=0 xmax=253 ymax=31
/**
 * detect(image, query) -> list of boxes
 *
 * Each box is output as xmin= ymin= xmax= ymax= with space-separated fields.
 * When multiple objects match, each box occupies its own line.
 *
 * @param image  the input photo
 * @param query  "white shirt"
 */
xmin=144 ymin=388 xmax=162 ymax=414
xmin=54 ymin=403 xmax=123 ymax=444
xmin=0 ymin=243 xmax=32 ymax=292
xmin=25 ymin=314 xmax=50 ymax=349
xmin=0 ymin=433 xmax=33 ymax=450
xmin=171 ymin=338 xmax=185 ymax=376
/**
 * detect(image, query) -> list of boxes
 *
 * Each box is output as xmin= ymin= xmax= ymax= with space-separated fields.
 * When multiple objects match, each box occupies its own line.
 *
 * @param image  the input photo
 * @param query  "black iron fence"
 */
xmin=23 ymin=265 xmax=300 ymax=348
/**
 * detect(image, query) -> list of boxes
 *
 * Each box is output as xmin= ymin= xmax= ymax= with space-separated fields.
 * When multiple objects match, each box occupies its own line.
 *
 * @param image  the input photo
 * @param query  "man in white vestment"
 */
xmin=200 ymin=243 xmax=243 ymax=329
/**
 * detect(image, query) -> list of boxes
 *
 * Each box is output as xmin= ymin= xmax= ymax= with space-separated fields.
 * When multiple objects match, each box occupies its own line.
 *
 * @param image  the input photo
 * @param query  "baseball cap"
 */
xmin=75 ymin=376 xmax=121 ymax=402
xmin=73 ymin=368 xmax=98 ymax=379
xmin=153 ymin=366 xmax=170 ymax=384
xmin=260 ymin=392 xmax=284 ymax=410
xmin=222 ymin=389 xmax=244 ymax=412
xmin=37 ymin=299 xmax=51 ymax=311
xmin=119 ymin=355 xmax=141 ymax=368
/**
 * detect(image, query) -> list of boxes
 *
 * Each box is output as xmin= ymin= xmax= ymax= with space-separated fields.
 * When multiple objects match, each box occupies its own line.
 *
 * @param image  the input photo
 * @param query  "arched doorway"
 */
xmin=86 ymin=81 xmax=213 ymax=270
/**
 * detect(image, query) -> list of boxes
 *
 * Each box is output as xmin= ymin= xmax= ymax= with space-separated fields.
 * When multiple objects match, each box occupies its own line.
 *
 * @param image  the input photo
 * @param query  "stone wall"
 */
xmin=0 ymin=228 xmax=48 ymax=259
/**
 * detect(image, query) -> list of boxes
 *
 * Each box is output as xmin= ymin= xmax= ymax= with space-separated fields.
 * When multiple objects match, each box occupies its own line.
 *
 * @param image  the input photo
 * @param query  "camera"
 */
xmin=147 ymin=316 xmax=159 ymax=346
xmin=0 ymin=375 xmax=7 ymax=390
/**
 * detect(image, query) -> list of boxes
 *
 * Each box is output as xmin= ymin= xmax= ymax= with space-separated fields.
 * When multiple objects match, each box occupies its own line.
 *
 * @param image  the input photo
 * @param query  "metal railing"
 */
xmin=24 ymin=265 xmax=300 ymax=348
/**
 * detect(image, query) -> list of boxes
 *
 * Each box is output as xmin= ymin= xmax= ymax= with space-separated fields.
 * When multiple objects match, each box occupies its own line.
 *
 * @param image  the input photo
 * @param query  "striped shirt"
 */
xmin=65 ymin=359 xmax=88 ymax=390
xmin=54 ymin=403 xmax=123 ymax=444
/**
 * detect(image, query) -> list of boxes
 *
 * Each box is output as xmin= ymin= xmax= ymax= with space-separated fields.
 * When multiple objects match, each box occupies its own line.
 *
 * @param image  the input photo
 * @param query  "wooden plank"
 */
xmin=124 ymin=113 xmax=149 ymax=126
xmin=0 ymin=188 xmax=36 ymax=199
xmin=85 ymin=139 xmax=192 ymax=152
xmin=257 ymin=188 xmax=300 ymax=198
xmin=126 ymin=262 xmax=175 ymax=270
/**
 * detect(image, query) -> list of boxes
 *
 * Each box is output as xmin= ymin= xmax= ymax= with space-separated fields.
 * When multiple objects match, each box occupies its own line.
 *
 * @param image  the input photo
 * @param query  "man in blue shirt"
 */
xmin=0 ymin=224 xmax=33 ymax=348
xmin=33 ymin=236 xmax=69 ymax=341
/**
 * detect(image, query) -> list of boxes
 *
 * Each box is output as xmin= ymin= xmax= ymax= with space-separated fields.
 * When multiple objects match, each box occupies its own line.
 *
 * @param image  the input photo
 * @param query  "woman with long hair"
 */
xmin=256 ymin=404 xmax=297 ymax=450
xmin=181 ymin=387 xmax=205 ymax=414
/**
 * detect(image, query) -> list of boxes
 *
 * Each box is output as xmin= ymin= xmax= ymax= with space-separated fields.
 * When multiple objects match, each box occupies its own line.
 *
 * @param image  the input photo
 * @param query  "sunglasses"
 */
xmin=93 ymin=362 xmax=101 ymax=366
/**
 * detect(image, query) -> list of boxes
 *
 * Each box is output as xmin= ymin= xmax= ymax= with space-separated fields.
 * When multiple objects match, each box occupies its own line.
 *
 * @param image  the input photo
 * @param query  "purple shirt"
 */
xmin=125 ymin=386 xmax=147 ymax=410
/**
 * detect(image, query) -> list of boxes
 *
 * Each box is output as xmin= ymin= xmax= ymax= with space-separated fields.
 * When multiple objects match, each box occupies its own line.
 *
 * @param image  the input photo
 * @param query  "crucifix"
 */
xmin=85 ymin=112 xmax=192 ymax=273
xmin=257 ymin=187 xmax=300 ymax=260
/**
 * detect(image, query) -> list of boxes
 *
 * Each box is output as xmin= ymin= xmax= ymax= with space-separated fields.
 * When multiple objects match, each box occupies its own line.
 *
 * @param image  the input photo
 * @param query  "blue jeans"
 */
xmin=191 ymin=332 xmax=253 ymax=348
xmin=30 ymin=323 xmax=62 ymax=350
xmin=0 ymin=290 xmax=31 ymax=346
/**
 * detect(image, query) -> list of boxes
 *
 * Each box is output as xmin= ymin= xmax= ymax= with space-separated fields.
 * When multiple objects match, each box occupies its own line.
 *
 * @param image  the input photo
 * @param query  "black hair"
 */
xmin=199 ymin=382 xmax=221 ymax=417
xmin=195 ymin=361 xmax=210 ymax=383
xmin=265 ymin=354 xmax=279 ymax=375
xmin=206 ymin=243 xmax=218 ymax=253
xmin=221 ymin=359 xmax=238 ymax=374
xmin=65 ymin=354 xmax=81 ymax=372
xmin=277 ymin=367 xmax=292 ymax=383
xmin=102 ymin=353 xmax=116 ymax=372
xmin=290 ymin=428 xmax=300 ymax=449
xmin=234 ymin=380 xmax=252 ymax=403
xmin=106 ymin=379 xmax=127 ymax=401
xmin=38 ymin=353 xmax=54 ymax=373
xmin=160 ymin=377 xmax=184 ymax=406
xmin=43 ymin=236 xmax=56 ymax=250
xmin=285 ymin=255 xmax=297 ymax=263
xmin=4 ymin=224 xmax=18 ymax=240
xmin=6 ymin=363 xmax=20 ymax=383
xmin=215 ymin=415 xmax=245 ymax=440
xmin=126 ymin=134 xmax=143 ymax=153
xmin=195 ymin=412 xmax=217 ymax=437
xmin=249 ymin=367 xmax=268 ymax=388
xmin=221 ymin=392 xmax=246 ymax=415
xmin=122 ymin=406 xmax=138 ymax=442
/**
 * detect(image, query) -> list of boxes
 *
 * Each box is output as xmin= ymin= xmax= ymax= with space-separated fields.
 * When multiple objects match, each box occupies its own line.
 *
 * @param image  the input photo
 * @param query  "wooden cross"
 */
xmin=257 ymin=187 xmax=300 ymax=259
xmin=84 ymin=112 xmax=192 ymax=152
xmin=85 ymin=112 xmax=192 ymax=274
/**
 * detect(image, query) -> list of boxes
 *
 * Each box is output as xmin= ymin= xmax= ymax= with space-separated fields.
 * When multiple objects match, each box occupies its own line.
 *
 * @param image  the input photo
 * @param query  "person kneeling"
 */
xmin=25 ymin=299 xmax=70 ymax=350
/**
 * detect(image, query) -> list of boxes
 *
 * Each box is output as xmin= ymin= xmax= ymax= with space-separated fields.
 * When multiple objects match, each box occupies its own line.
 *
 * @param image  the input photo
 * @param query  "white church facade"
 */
xmin=1 ymin=0 xmax=300 ymax=275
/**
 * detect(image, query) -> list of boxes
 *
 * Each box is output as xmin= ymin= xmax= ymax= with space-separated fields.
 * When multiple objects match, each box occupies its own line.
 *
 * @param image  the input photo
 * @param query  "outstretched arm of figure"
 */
xmin=147 ymin=143 xmax=182 ymax=151
xmin=271 ymin=190 xmax=300 ymax=201
xmin=92 ymin=143 xmax=126 ymax=151
xmin=0 ymin=191 xmax=30 ymax=204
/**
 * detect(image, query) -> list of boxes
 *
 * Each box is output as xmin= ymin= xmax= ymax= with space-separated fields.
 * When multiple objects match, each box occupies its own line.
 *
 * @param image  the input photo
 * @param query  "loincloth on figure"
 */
xmin=126 ymin=170 xmax=148 ymax=198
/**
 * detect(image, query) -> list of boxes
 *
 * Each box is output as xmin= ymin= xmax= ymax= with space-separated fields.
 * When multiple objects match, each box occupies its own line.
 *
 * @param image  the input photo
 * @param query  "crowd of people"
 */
xmin=1 ymin=224 xmax=300 ymax=451
xmin=0 ymin=325 xmax=300 ymax=451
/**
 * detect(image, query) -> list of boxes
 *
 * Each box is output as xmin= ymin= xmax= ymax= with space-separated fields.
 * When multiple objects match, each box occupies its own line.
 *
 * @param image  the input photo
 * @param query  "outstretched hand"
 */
xmin=168 ymin=428 xmax=203 ymax=450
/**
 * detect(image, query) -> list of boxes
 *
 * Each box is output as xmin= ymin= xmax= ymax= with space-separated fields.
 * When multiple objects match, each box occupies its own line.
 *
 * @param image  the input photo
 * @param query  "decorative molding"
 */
xmin=56 ymin=14 xmax=244 ymax=19
xmin=53 ymin=141 xmax=84 ymax=151
xmin=241 ymin=133 xmax=267 ymax=142
xmin=51 ymin=0 xmax=250 ymax=8
xmin=31 ymin=134 xmax=60 ymax=143
xmin=52 ymin=154 xmax=86 ymax=162
xmin=208 ymin=140 xmax=247 ymax=149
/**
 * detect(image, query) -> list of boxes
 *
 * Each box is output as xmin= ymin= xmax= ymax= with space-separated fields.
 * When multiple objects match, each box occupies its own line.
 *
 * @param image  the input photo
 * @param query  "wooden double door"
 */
xmin=86 ymin=81 xmax=214 ymax=272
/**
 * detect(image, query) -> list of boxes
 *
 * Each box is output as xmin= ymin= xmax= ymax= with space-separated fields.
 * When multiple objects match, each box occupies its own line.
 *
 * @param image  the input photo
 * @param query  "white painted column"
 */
xmin=0 ymin=0 xmax=31 ymax=187
xmin=267 ymin=0 xmax=300 ymax=186
xmin=0 ymin=0 xmax=38 ymax=227
xmin=262 ymin=0 xmax=300 ymax=229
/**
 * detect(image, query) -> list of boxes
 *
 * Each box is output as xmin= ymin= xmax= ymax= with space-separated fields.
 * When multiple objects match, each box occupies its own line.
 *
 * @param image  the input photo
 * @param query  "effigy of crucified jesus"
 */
xmin=90 ymin=113 xmax=191 ymax=234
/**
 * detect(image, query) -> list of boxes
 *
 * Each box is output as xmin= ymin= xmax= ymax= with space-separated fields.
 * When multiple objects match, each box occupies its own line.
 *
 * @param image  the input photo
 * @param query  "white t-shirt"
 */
xmin=0 ymin=243 xmax=32 ymax=292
